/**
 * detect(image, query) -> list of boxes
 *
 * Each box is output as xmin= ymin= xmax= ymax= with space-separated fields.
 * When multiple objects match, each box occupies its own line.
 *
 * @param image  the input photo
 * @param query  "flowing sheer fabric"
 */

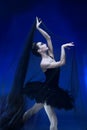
xmin=0 ymin=21 xmax=36 ymax=130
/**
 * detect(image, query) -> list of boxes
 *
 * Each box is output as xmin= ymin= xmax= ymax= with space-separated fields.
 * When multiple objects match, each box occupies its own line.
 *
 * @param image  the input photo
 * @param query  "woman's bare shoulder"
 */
xmin=40 ymin=57 xmax=56 ymax=71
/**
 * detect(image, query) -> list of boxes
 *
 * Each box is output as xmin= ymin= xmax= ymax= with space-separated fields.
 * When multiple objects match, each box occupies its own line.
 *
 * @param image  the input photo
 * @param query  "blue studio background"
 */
xmin=0 ymin=0 xmax=87 ymax=130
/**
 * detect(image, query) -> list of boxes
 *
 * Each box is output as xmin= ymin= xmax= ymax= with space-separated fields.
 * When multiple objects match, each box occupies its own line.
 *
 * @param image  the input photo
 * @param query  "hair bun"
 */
xmin=32 ymin=43 xmax=41 ymax=57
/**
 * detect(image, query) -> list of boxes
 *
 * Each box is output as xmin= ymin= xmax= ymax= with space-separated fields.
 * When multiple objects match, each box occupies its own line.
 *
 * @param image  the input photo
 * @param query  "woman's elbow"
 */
xmin=60 ymin=60 xmax=66 ymax=66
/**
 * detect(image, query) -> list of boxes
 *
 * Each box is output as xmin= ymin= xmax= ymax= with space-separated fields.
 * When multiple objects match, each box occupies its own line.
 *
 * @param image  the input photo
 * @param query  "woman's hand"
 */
xmin=36 ymin=17 xmax=42 ymax=29
xmin=62 ymin=42 xmax=74 ymax=49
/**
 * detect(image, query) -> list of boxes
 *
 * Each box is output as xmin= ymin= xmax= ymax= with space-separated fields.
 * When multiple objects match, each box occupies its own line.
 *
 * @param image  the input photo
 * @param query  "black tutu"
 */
xmin=23 ymin=68 xmax=74 ymax=110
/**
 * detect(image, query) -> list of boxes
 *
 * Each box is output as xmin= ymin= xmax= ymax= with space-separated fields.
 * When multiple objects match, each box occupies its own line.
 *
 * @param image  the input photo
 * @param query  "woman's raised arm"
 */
xmin=36 ymin=17 xmax=54 ymax=58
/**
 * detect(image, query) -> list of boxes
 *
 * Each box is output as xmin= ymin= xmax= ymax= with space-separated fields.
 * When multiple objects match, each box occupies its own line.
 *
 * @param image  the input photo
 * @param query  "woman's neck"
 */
xmin=40 ymin=52 xmax=48 ymax=58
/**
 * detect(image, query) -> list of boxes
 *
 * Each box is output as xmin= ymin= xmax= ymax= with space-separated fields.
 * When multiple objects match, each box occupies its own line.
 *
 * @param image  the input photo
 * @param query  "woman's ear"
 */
xmin=37 ymin=49 xmax=41 ymax=53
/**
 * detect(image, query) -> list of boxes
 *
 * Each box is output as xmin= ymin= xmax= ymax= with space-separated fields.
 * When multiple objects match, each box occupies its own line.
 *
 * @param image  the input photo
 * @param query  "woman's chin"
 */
xmin=46 ymin=47 xmax=48 ymax=50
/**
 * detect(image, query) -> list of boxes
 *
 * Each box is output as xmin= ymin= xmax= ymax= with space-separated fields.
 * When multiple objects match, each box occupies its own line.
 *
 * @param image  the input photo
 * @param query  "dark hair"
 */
xmin=32 ymin=43 xmax=41 ymax=57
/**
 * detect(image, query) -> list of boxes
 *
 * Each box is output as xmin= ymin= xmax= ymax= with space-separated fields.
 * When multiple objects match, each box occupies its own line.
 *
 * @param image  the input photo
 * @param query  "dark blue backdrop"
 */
xmin=0 ymin=0 xmax=87 ymax=129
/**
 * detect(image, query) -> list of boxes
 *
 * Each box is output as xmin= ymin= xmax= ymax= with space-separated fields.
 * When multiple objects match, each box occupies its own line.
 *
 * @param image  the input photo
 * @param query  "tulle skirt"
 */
xmin=23 ymin=81 xmax=74 ymax=110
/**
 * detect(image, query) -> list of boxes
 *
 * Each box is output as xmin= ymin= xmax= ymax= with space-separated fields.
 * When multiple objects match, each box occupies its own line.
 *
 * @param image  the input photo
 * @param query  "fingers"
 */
xmin=62 ymin=42 xmax=75 ymax=49
xmin=69 ymin=42 xmax=75 ymax=46
xmin=39 ymin=20 xmax=42 ymax=24
xmin=36 ymin=16 xmax=38 ymax=19
xmin=36 ymin=16 xmax=39 ymax=23
xmin=66 ymin=42 xmax=75 ymax=46
xmin=39 ymin=17 xmax=42 ymax=21
xmin=36 ymin=16 xmax=42 ymax=23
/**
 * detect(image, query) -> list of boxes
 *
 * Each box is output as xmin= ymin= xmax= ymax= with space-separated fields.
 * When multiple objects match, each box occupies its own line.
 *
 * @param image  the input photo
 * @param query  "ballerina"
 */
xmin=23 ymin=17 xmax=74 ymax=130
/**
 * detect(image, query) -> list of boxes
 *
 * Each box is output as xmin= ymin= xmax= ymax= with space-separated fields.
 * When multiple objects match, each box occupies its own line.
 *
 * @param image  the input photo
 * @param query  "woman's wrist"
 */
xmin=61 ymin=45 xmax=65 ymax=48
xmin=36 ymin=26 xmax=40 ymax=30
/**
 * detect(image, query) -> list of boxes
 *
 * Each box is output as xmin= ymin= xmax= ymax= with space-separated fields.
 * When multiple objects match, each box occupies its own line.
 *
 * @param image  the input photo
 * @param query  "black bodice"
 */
xmin=44 ymin=67 xmax=60 ymax=87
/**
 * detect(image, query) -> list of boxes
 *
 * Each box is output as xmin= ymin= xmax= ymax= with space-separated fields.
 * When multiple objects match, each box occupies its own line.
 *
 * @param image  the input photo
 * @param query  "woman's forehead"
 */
xmin=37 ymin=42 xmax=42 ymax=45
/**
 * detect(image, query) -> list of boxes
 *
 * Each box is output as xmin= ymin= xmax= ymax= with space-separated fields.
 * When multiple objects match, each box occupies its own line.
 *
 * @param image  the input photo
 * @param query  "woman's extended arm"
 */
xmin=41 ymin=42 xmax=74 ymax=69
xmin=36 ymin=17 xmax=54 ymax=58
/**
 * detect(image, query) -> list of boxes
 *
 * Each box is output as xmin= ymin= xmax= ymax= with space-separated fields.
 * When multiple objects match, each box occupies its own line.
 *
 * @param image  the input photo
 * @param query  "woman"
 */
xmin=23 ymin=17 xmax=74 ymax=130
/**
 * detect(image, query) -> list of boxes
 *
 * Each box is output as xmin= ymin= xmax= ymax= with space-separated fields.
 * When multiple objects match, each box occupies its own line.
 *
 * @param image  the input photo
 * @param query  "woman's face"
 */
xmin=36 ymin=42 xmax=48 ymax=52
